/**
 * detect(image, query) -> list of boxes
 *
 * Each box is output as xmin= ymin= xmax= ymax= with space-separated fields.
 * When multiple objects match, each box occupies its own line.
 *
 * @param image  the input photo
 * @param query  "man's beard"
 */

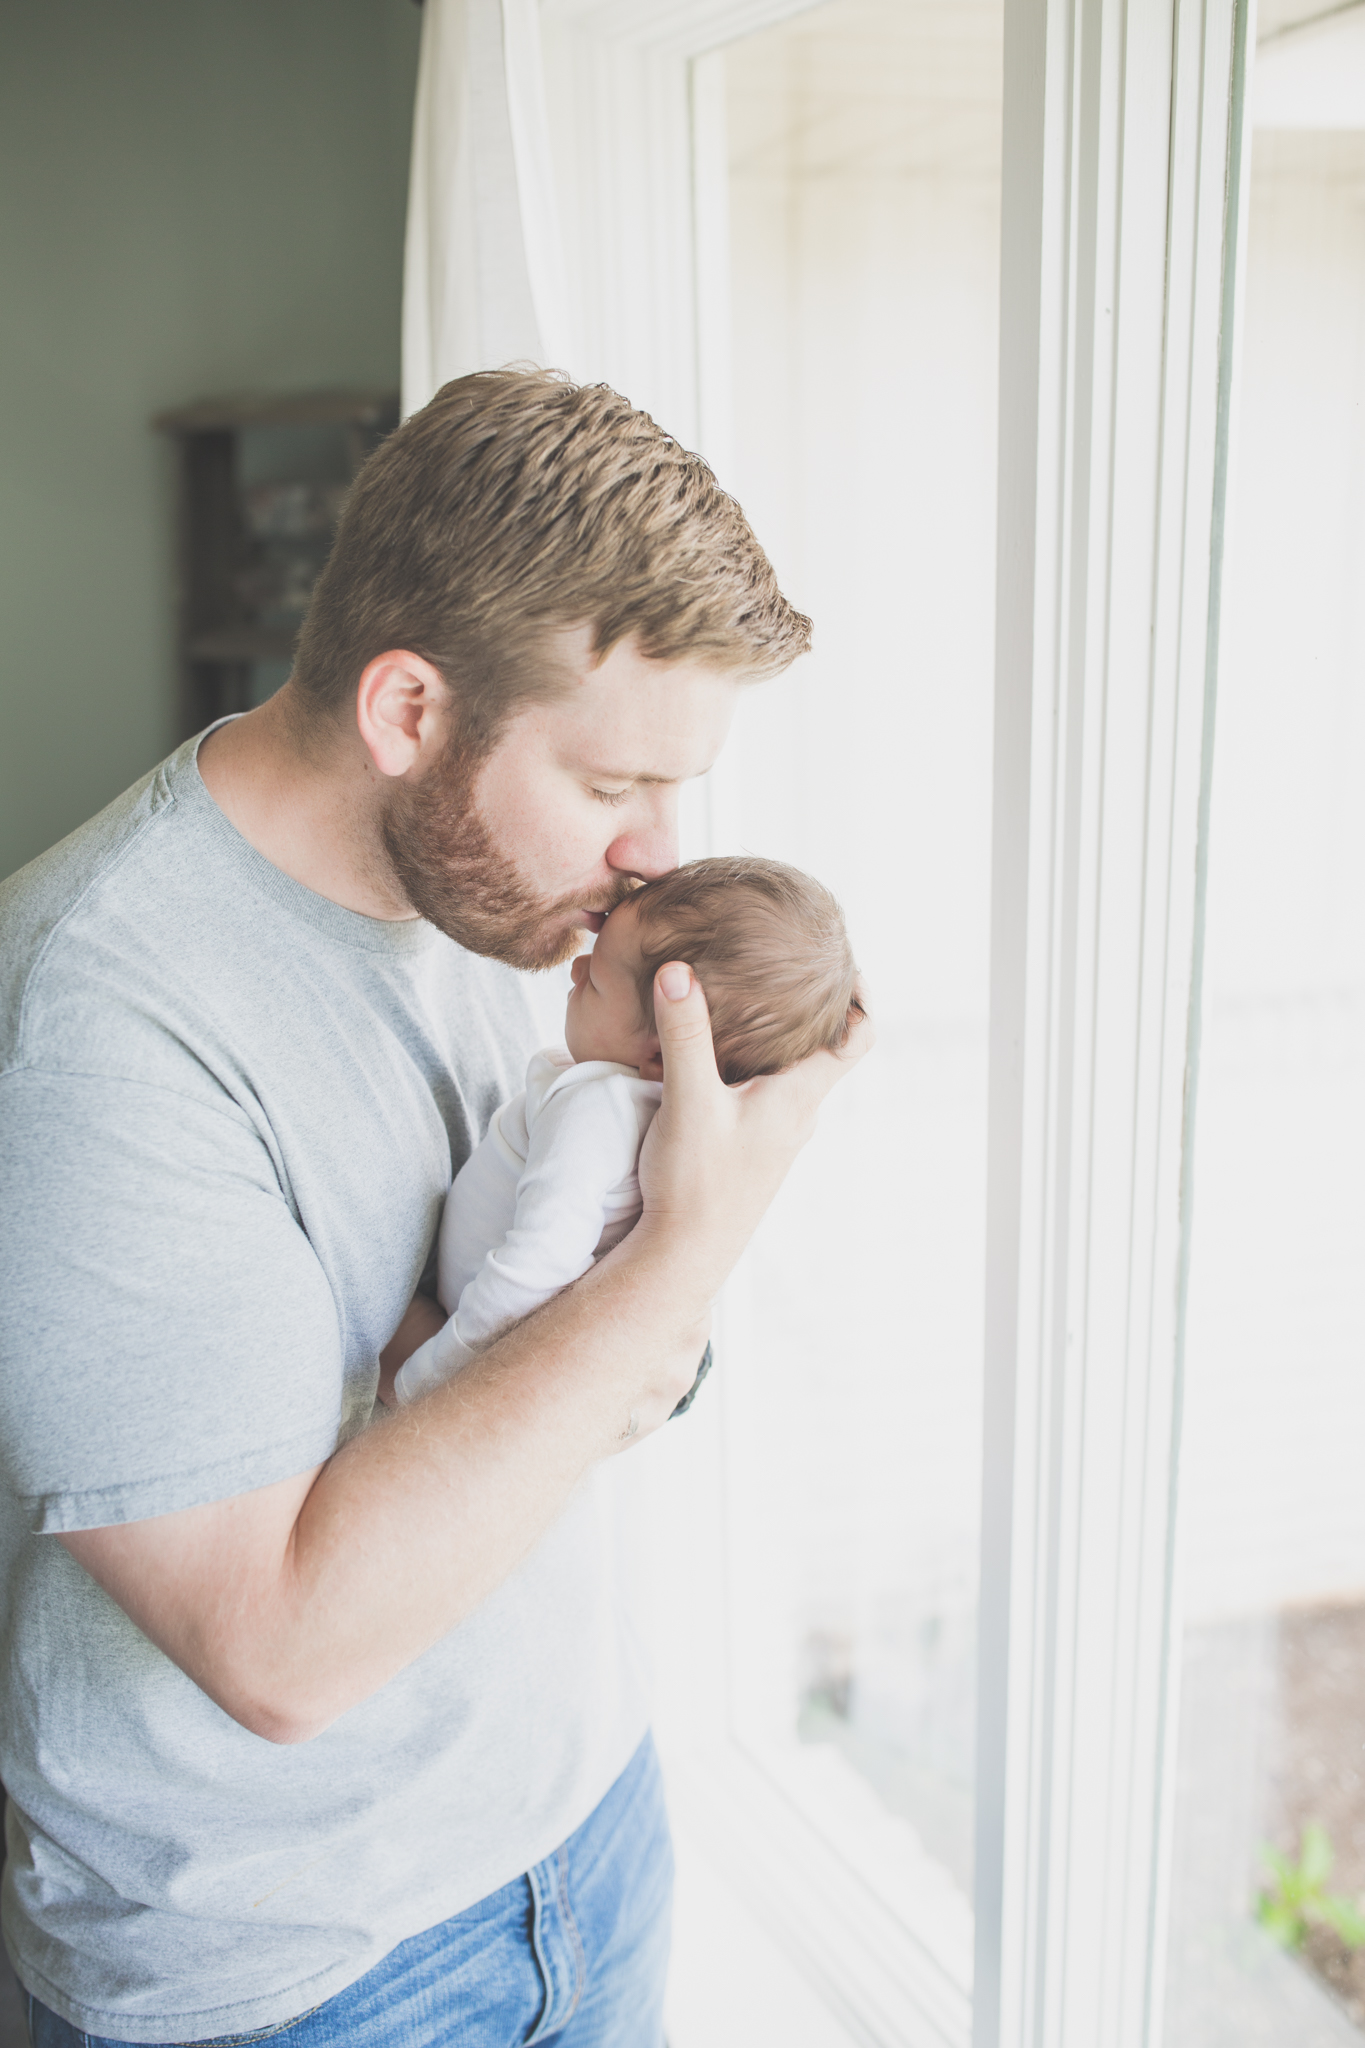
xmin=379 ymin=737 xmax=634 ymax=971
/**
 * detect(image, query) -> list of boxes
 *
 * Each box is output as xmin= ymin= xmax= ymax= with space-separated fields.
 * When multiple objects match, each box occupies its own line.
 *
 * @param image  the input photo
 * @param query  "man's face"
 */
xmin=380 ymin=633 xmax=739 ymax=970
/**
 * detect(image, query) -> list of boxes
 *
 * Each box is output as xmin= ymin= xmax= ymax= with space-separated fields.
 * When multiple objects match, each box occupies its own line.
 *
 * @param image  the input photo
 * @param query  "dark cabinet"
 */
xmin=155 ymin=388 xmax=399 ymax=739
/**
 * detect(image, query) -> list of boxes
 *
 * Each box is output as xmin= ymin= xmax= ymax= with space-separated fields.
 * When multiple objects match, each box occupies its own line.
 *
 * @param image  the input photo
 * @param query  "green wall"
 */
xmin=0 ymin=0 xmax=422 ymax=879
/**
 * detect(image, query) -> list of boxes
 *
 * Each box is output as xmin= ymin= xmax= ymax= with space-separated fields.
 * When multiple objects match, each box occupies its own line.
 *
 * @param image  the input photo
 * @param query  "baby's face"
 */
xmin=564 ymin=898 xmax=660 ymax=1070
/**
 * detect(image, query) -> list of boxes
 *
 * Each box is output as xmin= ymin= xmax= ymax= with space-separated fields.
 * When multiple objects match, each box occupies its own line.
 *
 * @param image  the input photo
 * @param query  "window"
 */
xmin=439 ymin=0 xmax=1258 ymax=2034
xmin=713 ymin=0 xmax=999 ymax=1942
xmin=1164 ymin=10 xmax=1365 ymax=2037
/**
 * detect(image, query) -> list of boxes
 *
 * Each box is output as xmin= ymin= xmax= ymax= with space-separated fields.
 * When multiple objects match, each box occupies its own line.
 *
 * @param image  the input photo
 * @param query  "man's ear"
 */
xmin=355 ymin=651 xmax=450 ymax=778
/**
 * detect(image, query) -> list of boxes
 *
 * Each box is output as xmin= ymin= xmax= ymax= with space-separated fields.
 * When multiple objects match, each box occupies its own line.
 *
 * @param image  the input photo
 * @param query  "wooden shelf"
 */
xmin=155 ymin=388 xmax=397 ymax=434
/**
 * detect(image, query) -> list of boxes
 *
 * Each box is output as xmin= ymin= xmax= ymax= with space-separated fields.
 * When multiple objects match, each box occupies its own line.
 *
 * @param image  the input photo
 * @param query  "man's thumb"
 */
xmin=653 ymin=963 xmax=720 ymax=1085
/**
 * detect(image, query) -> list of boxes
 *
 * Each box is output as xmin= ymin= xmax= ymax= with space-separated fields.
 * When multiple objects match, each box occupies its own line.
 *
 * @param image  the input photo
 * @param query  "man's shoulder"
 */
xmin=0 ymin=729 xmax=295 ymax=1097
xmin=0 ymin=750 xmax=181 ymax=1073
xmin=0 ymin=729 xmax=541 ymax=1120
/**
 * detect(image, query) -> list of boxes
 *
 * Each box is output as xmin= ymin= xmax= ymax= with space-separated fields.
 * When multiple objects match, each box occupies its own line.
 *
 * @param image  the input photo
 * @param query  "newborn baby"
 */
xmin=393 ymin=855 xmax=859 ymax=1408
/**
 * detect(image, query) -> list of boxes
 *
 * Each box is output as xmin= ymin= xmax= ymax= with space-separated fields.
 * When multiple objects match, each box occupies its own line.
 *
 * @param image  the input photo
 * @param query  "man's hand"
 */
xmin=636 ymin=961 xmax=873 ymax=1295
xmin=58 ymin=970 xmax=871 ymax=1747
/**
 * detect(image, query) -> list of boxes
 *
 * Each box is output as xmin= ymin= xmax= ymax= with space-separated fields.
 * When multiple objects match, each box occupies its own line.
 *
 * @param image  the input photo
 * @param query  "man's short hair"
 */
xmin=292 ymin=368 xmax=812 ymax=743
xmin=629 ymin=856 xmax=859 ymax=1086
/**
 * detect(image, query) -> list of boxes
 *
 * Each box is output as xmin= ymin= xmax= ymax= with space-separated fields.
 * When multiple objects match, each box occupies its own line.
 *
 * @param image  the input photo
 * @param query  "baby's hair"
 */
xmin=629 ymin=856 xmax=859 ymax=1085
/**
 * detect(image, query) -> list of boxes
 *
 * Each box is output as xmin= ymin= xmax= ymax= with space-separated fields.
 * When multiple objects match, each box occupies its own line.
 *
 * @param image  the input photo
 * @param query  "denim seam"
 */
xmin=174 ymin=2004 xmax=323 ymax=2045
xmin=555 ymin=1846 xmax=586 ymax=2028
xmin=523 ymin=1865 xmax=557 ymax=2048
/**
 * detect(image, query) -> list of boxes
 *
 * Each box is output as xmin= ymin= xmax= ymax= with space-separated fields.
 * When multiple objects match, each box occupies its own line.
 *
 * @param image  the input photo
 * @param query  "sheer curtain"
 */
xmin=401 ymin=0 xmax=569 ymax=416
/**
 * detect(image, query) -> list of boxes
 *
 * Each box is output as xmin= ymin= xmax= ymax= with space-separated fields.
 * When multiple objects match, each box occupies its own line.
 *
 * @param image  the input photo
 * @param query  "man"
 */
xmin=0 ymin=370 xmax=869 ymax=2045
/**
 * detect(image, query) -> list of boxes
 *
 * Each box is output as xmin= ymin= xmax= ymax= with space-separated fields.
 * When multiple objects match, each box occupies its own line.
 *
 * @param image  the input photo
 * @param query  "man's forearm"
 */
xmin=59 ymin=971 xmax=871 ymax=1743
xmin=279 ymin=1236 xmax=709 ymax=1732
xmin=61 ymin=1234 xmax=707 ymax=1744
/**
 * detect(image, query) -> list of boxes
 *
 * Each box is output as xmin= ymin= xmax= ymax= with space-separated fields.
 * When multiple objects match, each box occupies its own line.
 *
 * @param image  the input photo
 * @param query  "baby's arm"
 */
xmin=393 ymin=1078 xmax=646 ymax=1404
xmin=434 ymin=1109 xmax=527 ymax=1313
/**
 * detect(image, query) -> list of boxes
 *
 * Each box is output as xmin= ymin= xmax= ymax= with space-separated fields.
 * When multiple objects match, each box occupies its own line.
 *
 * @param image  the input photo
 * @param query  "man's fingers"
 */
xmin=745 ymin=997 xmax=875 ymax=1122
xmin=652 ymin=963 xmax=722 ymax=1105
xmin=652 ymin=959 xmax=870 ymax=1127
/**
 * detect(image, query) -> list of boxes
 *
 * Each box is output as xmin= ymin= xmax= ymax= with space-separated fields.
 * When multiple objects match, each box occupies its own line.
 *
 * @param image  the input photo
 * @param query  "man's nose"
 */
xmin=606 ymin=788 xmax=679 ymax=881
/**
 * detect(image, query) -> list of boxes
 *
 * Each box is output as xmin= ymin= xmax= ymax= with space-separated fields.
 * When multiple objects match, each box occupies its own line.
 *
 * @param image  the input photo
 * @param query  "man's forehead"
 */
xmin=545 ymin=639 xmax=741 ymax=766
xmin=547 ymin=714 xmax=731 ymax=784
xmin=564 ymin=638 xmax=740 ymax=729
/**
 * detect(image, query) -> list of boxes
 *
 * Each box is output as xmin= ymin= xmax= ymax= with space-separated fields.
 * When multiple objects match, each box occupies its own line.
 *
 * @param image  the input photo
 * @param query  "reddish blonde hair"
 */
xmin=293 ymin=368 xmax=811 ymax=743
xmin=631 ymin=857 xmax=859 ymax=1085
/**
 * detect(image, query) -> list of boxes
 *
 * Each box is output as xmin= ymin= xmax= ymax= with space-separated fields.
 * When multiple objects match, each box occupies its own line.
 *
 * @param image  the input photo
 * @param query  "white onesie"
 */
xmin=394 ymin=1048 xmax=662 ymax=1405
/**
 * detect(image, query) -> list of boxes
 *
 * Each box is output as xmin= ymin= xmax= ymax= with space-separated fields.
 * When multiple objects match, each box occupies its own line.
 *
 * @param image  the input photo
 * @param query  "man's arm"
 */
xmin=60 ymin=965 xmax=871 ymax=1744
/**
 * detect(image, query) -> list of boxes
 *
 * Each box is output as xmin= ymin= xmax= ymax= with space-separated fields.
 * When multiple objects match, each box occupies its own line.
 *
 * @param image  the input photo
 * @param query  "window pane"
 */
xmin=1164 ymin=32 xmax=1365 ymax=2043
xmin=709 ymin=0 xmax=1001 ymax=1927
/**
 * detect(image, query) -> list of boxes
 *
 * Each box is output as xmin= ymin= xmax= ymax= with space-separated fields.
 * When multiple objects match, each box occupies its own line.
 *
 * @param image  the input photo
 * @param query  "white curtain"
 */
xmin=402 ymin=0 xmax=570 ymax=418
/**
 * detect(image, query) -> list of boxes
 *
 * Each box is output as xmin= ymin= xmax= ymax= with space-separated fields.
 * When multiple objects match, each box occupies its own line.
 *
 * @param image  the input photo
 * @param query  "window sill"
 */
xmin=662 ymin=1737 xmax=972 ymax=2048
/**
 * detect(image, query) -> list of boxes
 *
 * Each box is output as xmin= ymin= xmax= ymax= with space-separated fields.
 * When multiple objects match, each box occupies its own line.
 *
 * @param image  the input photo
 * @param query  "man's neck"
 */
xmin=197 ymin=687 xmax=417 ymax=921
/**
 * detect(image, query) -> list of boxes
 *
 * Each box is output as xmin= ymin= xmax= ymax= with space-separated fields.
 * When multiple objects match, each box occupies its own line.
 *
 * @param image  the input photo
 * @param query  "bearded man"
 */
xmin=0 ymin=369 xmax=869 ymax=2048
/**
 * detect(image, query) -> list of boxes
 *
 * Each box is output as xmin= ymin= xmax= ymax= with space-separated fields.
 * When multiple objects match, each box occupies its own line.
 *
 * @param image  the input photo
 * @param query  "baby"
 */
xmin=393 ymin=855 xmax=859 ymax=1408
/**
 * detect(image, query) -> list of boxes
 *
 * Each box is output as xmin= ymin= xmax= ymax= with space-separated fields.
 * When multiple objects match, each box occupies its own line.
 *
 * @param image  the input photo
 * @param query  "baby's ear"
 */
xmin=637 ymin=1036 xmax=664 ymax=1082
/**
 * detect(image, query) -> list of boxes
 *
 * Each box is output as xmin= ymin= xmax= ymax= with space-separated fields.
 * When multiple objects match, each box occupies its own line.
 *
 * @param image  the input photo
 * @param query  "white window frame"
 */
xmin=978 ymin=1 xmax=1251 ymax=2042
xmin=536 ymin=1 xmax=1253 ymax=2041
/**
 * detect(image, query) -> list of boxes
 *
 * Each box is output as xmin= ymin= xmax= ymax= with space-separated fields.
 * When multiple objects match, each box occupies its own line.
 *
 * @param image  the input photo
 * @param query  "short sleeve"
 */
xmin=0 ymin=1069 xmax=345 ymax=1532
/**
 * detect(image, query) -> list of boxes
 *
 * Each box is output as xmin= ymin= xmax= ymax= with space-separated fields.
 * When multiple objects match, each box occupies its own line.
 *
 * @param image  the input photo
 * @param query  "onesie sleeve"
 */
xmin=393 ymin=1077 xmax=642 ymax=1403
xmin=429 ymin=1095 xmax=525 ymax=1313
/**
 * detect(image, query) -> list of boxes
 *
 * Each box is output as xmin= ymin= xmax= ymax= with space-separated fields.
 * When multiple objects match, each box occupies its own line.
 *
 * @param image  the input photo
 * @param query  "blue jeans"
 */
xmin=24 ymin=1735 xmax=671 ymax=2048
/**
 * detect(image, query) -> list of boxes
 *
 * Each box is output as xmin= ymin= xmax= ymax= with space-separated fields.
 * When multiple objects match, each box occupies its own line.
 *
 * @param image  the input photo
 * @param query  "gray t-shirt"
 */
xmin=0 ymin=733 xmax=648 ymax=2042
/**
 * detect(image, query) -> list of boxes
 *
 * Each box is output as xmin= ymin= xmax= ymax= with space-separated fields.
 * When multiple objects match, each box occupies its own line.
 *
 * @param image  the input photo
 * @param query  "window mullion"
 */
xmin=977 ymin=3 xmax=1249 ymax=2045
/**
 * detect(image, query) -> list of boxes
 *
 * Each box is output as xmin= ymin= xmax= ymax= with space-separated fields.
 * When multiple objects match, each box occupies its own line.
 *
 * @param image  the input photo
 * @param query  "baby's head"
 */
xmin=564 ymin=856 xmax=859 ymax=1083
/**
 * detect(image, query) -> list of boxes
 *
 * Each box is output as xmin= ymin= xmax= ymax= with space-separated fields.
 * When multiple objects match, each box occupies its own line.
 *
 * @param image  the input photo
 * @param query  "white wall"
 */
xmin=0 ymin=0 xmax=421 ymax=881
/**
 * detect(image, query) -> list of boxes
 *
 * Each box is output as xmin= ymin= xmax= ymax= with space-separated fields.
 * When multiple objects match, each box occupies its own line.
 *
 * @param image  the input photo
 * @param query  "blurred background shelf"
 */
xmin=156 ymin=387 xmax=399 ymax=737
xmin=185 ymin=627 xmax=300 ymax=662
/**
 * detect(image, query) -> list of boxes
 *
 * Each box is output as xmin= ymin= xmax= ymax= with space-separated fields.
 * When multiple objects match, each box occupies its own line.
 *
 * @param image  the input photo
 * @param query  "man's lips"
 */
xmin=577 ymin=910 xmax=607 ymax=933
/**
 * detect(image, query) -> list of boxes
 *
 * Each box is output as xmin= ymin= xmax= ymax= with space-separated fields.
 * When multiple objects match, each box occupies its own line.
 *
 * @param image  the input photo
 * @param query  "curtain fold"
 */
xmin=402 ymin=0 xmax=570 ymax=418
